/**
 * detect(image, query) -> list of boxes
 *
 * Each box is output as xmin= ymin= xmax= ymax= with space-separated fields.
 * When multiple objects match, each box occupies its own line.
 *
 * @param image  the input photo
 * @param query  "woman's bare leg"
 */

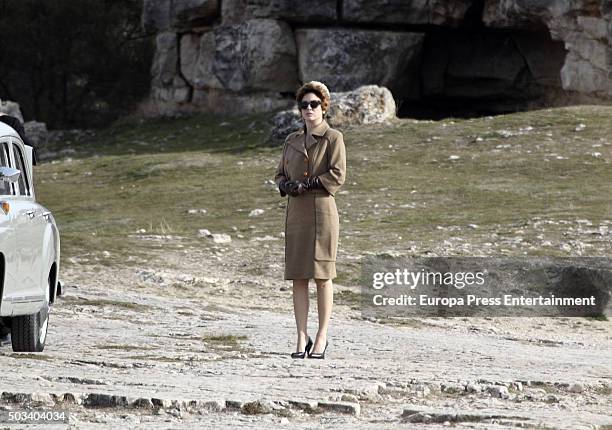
xmin=313 ymin=278 xmax=333 ymax=353
xmin=293 ymin=279 xmax=310 ymax=351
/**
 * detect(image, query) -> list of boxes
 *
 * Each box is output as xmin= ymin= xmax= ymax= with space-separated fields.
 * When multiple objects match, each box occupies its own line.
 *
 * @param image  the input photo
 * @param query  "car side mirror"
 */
xmin=0 ymin=166 xmax=20 ymax=183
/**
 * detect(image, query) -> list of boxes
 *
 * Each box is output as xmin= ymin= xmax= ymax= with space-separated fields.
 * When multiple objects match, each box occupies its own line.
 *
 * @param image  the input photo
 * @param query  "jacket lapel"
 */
xmin=288 ymin=121 xmax=330 ymax=155
xmin=287 ymin=130 xmax=307 ymax=156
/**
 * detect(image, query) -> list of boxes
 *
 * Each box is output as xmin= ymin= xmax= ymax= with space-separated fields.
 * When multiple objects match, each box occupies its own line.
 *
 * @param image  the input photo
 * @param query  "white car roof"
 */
xmin=0 ymin=121 xmax=22 ymax=141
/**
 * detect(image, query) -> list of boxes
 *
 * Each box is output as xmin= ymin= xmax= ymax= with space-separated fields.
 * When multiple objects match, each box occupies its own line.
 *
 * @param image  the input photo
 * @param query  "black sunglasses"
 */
xmin=299 ymin=100 xmax=322 ymax=110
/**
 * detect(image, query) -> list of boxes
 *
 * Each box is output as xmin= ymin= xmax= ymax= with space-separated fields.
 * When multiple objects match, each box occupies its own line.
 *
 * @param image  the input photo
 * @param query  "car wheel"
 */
xmin=11 ymin=305 xmax=49 ymax=352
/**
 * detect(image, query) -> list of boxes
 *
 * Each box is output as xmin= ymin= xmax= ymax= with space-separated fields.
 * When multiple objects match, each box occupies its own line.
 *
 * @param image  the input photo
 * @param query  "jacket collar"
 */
xmin=309 ymin=119 xmax=330 ymax=137
xmin=288 ymin=120 xmax=330 ymax=155
xmin=289 ymin=120 xmax=330 ymax=156
xmin=304 ymin=120 xmax=330 ymax=150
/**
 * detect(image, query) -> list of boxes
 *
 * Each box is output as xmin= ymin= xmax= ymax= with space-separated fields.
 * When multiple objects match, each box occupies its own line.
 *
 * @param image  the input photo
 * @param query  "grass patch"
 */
xmin=202 ymin=334 xmax=248 ymax=346
xmin=59 ymin=295 xmax=152 ymax=311
xmin=335 ymin=290 xmax=362 ymax=309
xmin=585 ymin=315 xmax=608 ymax=321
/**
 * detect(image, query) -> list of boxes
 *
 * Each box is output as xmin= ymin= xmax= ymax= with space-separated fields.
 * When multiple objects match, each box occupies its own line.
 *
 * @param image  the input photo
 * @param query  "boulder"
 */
xmin=270 ymin=85 xmax=396 ymax=141
xmin=194 ymin=19 xmax=298 ymax=92
xmin=327 ymin=85 xmax=397 ymax=127
xmin=295 ymin=29 xmax=424 ymax=95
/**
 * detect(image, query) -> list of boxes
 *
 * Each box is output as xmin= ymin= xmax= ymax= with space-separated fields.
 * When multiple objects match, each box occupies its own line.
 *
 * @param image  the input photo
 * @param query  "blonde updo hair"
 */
xmin=296 ymin=81 xmax=331 ymax=115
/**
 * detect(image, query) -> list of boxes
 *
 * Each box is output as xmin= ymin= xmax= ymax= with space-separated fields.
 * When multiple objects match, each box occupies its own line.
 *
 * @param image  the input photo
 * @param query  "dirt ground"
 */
xmin=1 ymin=240 xmax=610 ymax=430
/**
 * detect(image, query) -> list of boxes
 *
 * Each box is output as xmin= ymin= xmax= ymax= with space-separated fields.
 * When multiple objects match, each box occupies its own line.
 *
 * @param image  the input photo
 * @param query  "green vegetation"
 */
xmin=59 ymin=295 xmax=153 ymax=311
xmin=202 ymin=334 xmax=248 ymax=345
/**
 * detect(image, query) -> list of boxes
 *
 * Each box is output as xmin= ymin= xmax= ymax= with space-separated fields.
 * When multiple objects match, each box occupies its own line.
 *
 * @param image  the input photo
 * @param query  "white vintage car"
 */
xmin=0 ymin=121 xmax=60 ymax=352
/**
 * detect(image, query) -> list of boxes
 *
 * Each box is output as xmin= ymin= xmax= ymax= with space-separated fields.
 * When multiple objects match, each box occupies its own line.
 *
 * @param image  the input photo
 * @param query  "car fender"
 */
xmin=40 ymin=216 xmax=60 ymax=302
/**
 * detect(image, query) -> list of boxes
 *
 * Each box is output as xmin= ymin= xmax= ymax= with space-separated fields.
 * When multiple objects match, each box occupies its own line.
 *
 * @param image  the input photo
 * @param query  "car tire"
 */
xmin=11 ymin=305 xmax=48 ymax=352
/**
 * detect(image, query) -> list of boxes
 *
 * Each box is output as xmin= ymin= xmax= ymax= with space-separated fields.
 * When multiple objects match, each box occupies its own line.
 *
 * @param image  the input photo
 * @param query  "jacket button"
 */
xmin=304 ymin=158 xmax=308 ymax=163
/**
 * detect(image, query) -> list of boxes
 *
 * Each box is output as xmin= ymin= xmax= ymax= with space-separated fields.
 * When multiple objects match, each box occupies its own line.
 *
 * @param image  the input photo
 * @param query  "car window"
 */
xmin=12 ymin=143 xmax=30 ymax=196
xmin=0 ymin=142 xmax=10 ymax=195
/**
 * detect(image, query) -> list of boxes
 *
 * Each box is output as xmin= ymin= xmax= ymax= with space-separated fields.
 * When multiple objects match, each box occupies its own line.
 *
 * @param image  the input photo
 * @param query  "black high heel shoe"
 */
xmin=291 ymin=336 xmax=313 ymax=359
xmin=308 ymin=340 xmax=328 ymax=359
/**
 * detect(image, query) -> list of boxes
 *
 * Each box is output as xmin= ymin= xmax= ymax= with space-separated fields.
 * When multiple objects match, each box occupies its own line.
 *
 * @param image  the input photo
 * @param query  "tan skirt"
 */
xmin=284 ymin=190 xmax=338 ymax=280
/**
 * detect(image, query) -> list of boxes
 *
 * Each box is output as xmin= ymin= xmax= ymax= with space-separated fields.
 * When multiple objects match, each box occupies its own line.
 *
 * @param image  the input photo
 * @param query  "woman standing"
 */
xmin=274 ymin=81 xmax=346 ymax=359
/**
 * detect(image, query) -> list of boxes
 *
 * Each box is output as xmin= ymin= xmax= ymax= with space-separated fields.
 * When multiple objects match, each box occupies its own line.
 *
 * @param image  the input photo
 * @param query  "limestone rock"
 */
xmin=194 ymin=19 xmax=298 ymax=93
xmin=484 ymin=0 xmax=612 ymax=97
xmin=180 ymin=33 xmax=201 ymax=87
xmin=270 ymin=85 xmax=396 ymax=141
xmin=327 ymin=85 xmax=397 ymax=127
xmin=295 ymin=29 xmax=424 ymax=94
xmin=150 ymin=32 xmax=190 ymax=103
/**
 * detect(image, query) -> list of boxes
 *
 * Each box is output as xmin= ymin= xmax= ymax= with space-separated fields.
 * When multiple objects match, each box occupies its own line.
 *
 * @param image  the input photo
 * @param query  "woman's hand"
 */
xmin=280 ymin=180 xmax=304 ymax=197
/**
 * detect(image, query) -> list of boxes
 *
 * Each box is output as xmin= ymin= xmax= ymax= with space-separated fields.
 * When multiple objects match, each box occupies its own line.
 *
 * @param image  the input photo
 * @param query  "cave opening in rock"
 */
xmin=397 ymin=27 xmax=568 ymax=119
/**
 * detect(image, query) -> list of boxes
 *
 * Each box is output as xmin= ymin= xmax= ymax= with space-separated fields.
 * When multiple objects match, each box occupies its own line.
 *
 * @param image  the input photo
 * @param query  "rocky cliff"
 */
xmin=142 ymin=0 xmax=612 ymax=117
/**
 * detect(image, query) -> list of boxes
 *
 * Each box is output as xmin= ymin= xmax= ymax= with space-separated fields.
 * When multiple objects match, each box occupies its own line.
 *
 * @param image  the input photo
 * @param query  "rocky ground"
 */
xmin=0 ymin=239 xmax=610 ymax=429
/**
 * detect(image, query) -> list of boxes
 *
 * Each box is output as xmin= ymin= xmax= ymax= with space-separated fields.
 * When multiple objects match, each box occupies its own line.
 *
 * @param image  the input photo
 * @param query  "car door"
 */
xmin=8 ymin=140 xmax=46 ymax=303
xmin=0 ymin=140 xmax=18 ymax=314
